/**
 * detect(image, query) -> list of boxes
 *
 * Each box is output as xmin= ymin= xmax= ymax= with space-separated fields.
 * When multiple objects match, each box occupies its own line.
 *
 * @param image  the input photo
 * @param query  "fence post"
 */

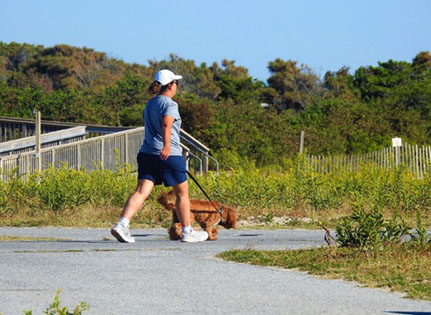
xmin=77 ymin=144 xmax=81 ymax=170
xmin=52 ymin=148 xmax=56 ymax=168
xmin=16 ymin=153 xmax=20 ymax=177
xmin=124 ymin=133 xmax=128 ymax=166
xmin=392 ymin=137 xmax=402 ymax=167
xmin=203 ymin=152 xmax=209 ymax=174
xmin=182 ymin=149 xmax=189 ymax=171
xmin=34 ymin=110 xmax=42 ymax=172
xmin=299 ymin=131 xmax=304 ymax=154
xmin=415 ymin=145 xmax=419 ymax=178
xmin=100 ymin=138 xmax=104 ymax=169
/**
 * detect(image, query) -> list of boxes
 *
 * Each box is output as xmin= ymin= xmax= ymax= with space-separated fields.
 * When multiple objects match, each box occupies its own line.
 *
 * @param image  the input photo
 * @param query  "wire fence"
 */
xmin=306 ymin=142 xmax=431 ymax=178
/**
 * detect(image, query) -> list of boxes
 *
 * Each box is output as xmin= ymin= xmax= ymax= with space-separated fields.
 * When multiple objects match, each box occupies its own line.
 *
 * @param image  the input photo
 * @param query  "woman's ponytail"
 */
xmin=148 ymin=81 xmax=162 ymax=95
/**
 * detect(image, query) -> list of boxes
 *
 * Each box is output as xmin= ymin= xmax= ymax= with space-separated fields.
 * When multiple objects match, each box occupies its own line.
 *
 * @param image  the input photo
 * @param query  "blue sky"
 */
xmin=1 ymin=0 xmax=430 ymax=81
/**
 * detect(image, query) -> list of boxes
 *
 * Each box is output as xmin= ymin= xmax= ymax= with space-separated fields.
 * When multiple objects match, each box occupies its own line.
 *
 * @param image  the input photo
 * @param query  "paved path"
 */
xmin=0 ymin=227 xmax=430 ymax=314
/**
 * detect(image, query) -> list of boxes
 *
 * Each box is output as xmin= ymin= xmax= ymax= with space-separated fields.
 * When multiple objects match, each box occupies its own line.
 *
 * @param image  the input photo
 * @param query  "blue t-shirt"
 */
xmin=140 ymin=95 xmax=182 ymax=156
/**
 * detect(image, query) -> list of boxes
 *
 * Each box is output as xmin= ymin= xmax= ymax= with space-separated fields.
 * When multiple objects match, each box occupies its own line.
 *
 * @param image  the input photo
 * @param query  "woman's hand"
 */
xmin=160 ymin=145 xmax=171 ymax=160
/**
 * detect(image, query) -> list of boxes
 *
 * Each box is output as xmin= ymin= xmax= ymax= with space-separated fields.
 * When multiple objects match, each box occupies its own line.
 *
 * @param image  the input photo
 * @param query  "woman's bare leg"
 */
xmin=122 ymin=179 xmax=154 ymax=220
xmin=173 ymin=180 xmax=191 ymax=227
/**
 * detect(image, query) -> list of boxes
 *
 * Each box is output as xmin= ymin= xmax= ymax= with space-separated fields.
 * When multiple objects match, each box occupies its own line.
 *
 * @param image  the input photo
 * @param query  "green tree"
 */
xmin=266 ymin=58 xmax=322 ymax=112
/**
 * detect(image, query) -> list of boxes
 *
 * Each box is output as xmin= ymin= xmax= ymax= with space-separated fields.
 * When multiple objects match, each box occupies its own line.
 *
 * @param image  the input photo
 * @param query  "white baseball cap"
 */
xmin=154 ymin=69 xmax=183 ymax=86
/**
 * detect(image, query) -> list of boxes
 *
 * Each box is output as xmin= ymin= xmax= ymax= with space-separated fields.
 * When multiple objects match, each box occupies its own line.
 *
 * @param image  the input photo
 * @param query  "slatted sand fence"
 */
xmin=306 ymin=142 xmax=431 ymax=178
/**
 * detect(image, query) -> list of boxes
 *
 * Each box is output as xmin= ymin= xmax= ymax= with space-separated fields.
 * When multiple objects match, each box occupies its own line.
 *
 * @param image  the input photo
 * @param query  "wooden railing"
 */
xmin=0 ymin=126 xmax=87 ymax=157
xmin=0 ymin=116 xmax=218 ymax=174
xmin=0 ymin=126 xmax=220 ymax=182
xmin=0 ymin=116 xmax=131 ymax=141
xmin=0 ymin=128 xmax=141 ymax=181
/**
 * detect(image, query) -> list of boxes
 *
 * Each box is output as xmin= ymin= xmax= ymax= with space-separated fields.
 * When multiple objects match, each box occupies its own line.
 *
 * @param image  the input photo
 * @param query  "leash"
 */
xmin=186 ymin=170 xmax=224 ymax=218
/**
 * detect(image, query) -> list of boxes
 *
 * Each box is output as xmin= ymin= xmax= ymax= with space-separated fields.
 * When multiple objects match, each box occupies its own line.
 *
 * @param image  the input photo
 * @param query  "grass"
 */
xmin=1 ymin=162 xmax=431 ymax=229
xmin=217 ymin=244 xmax=431 ymax=301
xmin=0 ymin=235 xmax=68 ymax=242
xmin=1 ymin=200 xmax=428 ymax=231
xmin=0 ymin=204 xmax=173 ymax=229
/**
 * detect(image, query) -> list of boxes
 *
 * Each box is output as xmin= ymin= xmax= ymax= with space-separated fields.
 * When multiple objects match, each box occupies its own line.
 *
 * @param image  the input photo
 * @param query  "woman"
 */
xmin=111 ymin=69 xmax=208 ymax=243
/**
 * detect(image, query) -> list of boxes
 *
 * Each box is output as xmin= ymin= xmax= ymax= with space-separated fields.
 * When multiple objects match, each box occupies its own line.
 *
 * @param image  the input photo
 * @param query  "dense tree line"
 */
xmin=1 ymin=42 xmax=430 ymax=165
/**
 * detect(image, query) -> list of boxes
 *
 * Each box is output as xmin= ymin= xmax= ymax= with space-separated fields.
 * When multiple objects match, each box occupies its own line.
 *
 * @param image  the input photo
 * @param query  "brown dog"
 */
xmin=157 ymin=190 xmax=237 ymax=241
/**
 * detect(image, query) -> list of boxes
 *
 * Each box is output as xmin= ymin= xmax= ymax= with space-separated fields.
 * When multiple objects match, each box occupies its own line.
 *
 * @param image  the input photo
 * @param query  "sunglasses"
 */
xmin=172 ymin=80 xmax=179 ymax=86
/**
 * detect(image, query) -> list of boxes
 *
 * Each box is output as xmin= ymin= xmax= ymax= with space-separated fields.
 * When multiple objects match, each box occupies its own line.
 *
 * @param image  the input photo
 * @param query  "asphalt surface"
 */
xmin=0 ymin=227 xmax=430 ymax=315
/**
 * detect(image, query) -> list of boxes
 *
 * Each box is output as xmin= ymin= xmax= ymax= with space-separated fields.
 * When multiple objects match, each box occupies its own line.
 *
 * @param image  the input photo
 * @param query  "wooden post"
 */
xmin=124 ymin=133 xmax=128 ymax=166
xmin=52 ymin=148 xmax=56 ymax=168
xmin=415 ymin=145 xmax=419 ymax=178
xmin=299 ymin=131 xmax=304 ymax=154
xmin=203 ymin=152 xmax=209 ymax=174
xmin=182 ymin=150 xmax=189 ymax=171
xmin=35 ymin=111 xmax=42 ymax=172
xmin=428 ymin=146 xmax=431 ymax=173
xmin=77 ymin=144 xmax=81 ymax=170
xmin=100 ymin=139 xmax=104 ymax=169
xmin=16 ymin=153 xmax=21 ymax=177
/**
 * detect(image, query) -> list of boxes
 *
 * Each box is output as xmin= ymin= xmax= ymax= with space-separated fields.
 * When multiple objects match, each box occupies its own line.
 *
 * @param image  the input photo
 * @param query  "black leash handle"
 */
xmin=186 ymin=170 xmax=222 ymax=214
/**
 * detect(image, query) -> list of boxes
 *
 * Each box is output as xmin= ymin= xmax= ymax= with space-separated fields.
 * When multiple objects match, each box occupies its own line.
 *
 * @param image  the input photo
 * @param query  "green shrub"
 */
xmin=24 ymin=289 xmax=88 ymax=315
xmin=1 ymin=157 xmax=431 ymax=227
xmin=409 ymin=210 xmax=431 ymax=249
xmin=87 ymin=166 xmax=136 ymax=207
xmin=335 ymin=205 xmax=410 ymax=250
xmin=0 ymin=169 xmax=29 ymax=215
xmin=36 ymin=165 xmax=92 ymax=212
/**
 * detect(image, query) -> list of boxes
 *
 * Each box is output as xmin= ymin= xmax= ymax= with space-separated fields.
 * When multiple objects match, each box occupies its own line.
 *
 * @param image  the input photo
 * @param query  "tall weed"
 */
xmin=0 ymin=169 xmax=31 ymax=215
xmin=1 ymin=157 xmax=430 ymax=227
xmin=37 ymin=165 xmax=92 ymax=212
xmin=335 ymin=205 xmax=410 ymax=250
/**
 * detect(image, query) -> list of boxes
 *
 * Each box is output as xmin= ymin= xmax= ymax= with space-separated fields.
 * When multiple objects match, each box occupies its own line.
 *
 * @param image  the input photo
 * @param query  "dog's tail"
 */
xmin=157 ymin=190 xmax=176 ymax=210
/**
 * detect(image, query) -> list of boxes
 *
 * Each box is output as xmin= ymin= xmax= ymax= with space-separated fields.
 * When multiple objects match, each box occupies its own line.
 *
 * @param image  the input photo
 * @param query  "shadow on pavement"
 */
xmin=386 ymin=311 xmax=431 ymax=315
xmin=132 ymin=234 xmax=157 ymax=238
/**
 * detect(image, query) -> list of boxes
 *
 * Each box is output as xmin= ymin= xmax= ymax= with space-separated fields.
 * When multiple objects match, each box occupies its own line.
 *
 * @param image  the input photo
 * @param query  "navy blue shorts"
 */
xmin=137 ymin=152 xmax=187 ymax=187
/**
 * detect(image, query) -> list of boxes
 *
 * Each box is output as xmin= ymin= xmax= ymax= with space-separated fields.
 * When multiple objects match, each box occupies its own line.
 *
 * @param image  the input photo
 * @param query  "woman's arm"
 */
xmin=160 ymin=115 xmax=175 ymax=160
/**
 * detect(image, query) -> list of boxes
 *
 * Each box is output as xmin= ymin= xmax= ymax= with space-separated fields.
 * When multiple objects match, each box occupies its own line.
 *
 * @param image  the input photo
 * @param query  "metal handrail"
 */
xmin=187 ymin=151 xmax=203 ymax=175
xmin=180 ymin=129 xmax=210 ymax=152
xmin=208 ymin=154 xmax=219 ymax=174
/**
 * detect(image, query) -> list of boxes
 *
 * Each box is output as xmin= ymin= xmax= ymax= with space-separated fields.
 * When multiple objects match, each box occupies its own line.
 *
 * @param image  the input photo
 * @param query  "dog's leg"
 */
xmin=209 ymin=226 xmax=218 ymax=240
xmin=200 ymin=215 xmax=220 ymax=241
xmin=168 ymin=223 xmax=182 ymax=241
xmin=167 ymin=210 xmax=181 ymax=241
xmin=168 ymin=210 xmax=197 ymax=241
xmin=172 ymin=210 xmax=180 ymax=223
xmin=204 ymin=225 xmax=218 ymax=241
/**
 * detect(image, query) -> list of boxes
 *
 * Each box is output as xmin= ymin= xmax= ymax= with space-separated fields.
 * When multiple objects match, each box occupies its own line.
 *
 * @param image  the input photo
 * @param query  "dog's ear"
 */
xmin=221 ymin=207 xmax=237 ymax=229
xmin=227 ymin=208 xmax=238 ymax=228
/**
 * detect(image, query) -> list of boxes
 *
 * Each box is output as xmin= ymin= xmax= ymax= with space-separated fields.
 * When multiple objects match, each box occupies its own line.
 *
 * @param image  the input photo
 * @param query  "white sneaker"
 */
xmin=111 ymin=222 xmax=135 ymax=243
xmin=181 ymin=229 xmax=209 ymax=242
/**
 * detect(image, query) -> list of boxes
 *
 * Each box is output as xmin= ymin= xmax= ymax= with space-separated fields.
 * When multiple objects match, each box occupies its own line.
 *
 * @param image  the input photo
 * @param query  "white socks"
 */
xmin=120 ymin=217 xmax=130 ymax=227
xmin=182 ymin=226 xmax=192 ymax=234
